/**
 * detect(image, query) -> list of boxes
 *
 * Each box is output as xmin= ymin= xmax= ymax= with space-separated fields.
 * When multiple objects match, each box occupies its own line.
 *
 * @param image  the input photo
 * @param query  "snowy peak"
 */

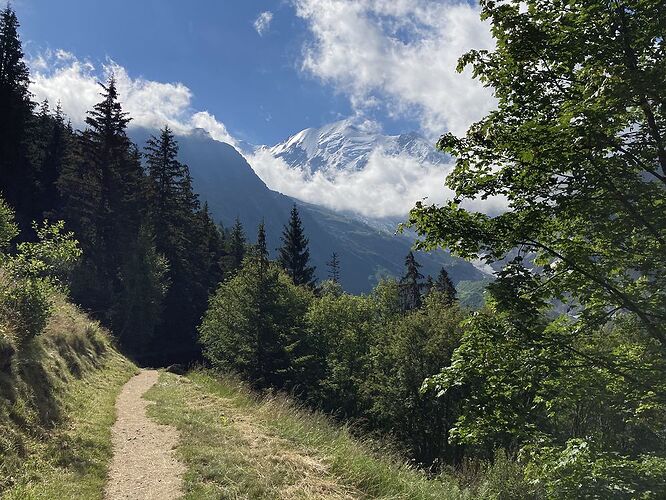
xmin=268 ymin=118 xmax=446 ymax=176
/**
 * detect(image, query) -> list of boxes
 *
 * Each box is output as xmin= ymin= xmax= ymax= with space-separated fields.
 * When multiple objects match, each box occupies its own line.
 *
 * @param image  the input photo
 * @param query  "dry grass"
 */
xmin=145 ymin=369 xmax=466 ymax=499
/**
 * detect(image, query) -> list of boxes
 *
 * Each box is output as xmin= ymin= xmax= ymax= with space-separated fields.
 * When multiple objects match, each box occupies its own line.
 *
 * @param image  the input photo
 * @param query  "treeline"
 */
xmin=200 ymin=212 xmax=666 ymax=497
xmin=200 ymin=217 xmax=465 ymax=468
xmin=0 ymin=6 xmax=230 ymax=363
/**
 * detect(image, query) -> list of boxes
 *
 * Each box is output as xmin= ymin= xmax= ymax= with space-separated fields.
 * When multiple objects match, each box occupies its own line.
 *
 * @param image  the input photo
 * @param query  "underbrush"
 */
xmin=0 ymin=296 xmax=136 ymax=499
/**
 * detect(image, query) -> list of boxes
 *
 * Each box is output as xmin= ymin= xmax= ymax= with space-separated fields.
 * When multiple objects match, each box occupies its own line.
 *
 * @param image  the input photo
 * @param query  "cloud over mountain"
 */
xmin=293 ymin=0 xmax=496 ymax=138
xmin=28 ymin=51 xmax=237 ymax=146
xmin=27 ymin=44 xmax=504 ymax=221
xmin=246 ymin=119 xmax=506 ymax=218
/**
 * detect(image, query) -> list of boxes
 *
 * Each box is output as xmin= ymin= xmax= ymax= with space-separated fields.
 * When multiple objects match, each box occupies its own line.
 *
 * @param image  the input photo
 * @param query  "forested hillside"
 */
xmin=0 ymin=1 xmax=665 ymax=498
xmin=128 ymin=127 xmax=486 ymax=295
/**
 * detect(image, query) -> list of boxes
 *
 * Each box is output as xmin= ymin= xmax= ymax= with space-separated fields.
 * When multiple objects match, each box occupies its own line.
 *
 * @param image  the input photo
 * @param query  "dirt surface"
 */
xmin=105 ymin=370 xmax=185 ymax=500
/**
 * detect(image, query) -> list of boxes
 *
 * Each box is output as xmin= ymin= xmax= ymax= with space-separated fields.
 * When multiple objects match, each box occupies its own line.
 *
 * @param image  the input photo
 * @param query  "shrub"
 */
xmin=524 ymin=439 xmax=666 ymax=499
xmin=0 ymin=198 xmax=18 ymax=253
xmin=0 ymin=274 xmax=52 ymax=343
xmin=0 ymin=200 xmax=81 ymax=344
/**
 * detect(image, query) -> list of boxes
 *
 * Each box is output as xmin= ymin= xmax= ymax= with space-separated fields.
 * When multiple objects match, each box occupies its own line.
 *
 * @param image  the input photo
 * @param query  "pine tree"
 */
xmin=35 ymin=102 xmax=70 ymax=219
xmin=326 ymin=252 xmax=340 ymax=283
xmin=58 ymin=76 xmax=144 ymax=325
xmin=253 ymin=221 xmax=280 ymax=386
xmin=227 ymin=216 xmax=246 ymax=273
xmin=79 ymin=76 xmax=143 ymax=267
xmin=145 ymin=126 xmax=191 ymax=255
xmin=113 ymin=225 xmax=170 ymax=352
xmin=433 ymin=268 xmax=457 ymax=306
xmin=256 ymin=221 xmax=268 ymax=264
xmin=424 ymin=275 xmax=434 ymax=296
xmin=141 ymin=129 xmax=229 ymax=363
xmin=0 ymin=5 xmax=34 ymax=227
xmin=399 ymin=251 xmax=424 ymax=312
xmin=197 ymin=202 xmax=225 ymax=290
xmin=278 ymin=205 xmax=315 ymax=287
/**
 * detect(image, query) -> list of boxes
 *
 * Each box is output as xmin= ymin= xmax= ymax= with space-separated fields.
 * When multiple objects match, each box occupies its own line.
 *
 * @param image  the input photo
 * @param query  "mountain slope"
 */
xmin=131 ymin=128 xmax=486 ymax=293
xmin=248 ymin=117 xmax=460 ymax=223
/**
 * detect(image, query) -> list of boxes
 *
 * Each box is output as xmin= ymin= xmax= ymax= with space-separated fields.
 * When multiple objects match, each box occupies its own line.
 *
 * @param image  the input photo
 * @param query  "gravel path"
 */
xmin=105 ymin=370 xmax=185 ymax=500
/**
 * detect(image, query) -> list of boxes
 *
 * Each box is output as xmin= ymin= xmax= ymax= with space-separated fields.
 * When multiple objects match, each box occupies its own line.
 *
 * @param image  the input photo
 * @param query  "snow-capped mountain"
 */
xmin=245 ymin=118 xmax=454 ymax=221
xmin=268 ymin=118 xmax=447 ymax=178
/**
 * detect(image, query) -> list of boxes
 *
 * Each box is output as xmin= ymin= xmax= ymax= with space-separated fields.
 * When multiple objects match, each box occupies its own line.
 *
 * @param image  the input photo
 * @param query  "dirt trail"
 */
xmin=105 ymin=370 xmax=185 ymax=500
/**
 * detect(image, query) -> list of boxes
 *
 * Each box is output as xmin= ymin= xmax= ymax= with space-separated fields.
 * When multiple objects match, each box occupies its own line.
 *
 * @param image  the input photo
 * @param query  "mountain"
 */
xmin=268 ymin=118 xmax=446 ymax=177
xmin=252 ymin=117 xmax=455 ymax=231
xmin=130 ymin=128 xmax=487 ymax=294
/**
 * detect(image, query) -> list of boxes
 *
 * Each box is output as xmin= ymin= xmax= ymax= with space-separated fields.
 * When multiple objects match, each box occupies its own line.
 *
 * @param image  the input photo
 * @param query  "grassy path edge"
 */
xmin=1 ymin=350 xmax=137 ymax=500
xmin=145 ymin=369 xmax=465 ymax=499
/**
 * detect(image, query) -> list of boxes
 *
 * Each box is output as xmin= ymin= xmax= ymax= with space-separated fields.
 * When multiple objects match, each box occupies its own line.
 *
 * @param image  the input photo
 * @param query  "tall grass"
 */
xmin=146 ymin=369 xmax=536 ymax=499
xmin=0 ymin=297 xmax=136 ymax=499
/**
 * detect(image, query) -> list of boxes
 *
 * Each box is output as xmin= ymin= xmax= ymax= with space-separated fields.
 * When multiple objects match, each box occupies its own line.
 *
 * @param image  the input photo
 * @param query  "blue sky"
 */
xmin=15 ymin=0 xmax=431 ymax=145
xmin=15 ymin=0 xmax=499 ymax=217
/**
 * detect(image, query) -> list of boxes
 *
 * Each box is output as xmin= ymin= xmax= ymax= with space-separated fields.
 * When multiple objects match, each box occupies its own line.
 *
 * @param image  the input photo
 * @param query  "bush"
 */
xmin=524 ymin=439 xmax=666 ymax=499
xmin=478 ymin=451 xmax=540 ymax=500
xmin=0 ymin=200 xmax=81 ymax=344
xmin=0 ymin=274 xmax=52 ymax=343
xmin=0 ymin=198 xmax=18 ymax=253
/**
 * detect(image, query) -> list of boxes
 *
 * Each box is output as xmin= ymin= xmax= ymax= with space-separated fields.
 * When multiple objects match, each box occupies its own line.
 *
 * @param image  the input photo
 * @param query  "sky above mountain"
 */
xmin=14 ymin=0 xmax=499 ymax=217
xmin=16 ymin=0 xmax=494 ymax=144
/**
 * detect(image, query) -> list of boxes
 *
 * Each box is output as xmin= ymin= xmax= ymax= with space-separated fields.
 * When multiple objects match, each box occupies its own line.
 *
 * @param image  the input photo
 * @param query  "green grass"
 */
xmin=145 ymin=369 xmax=470 ymax=499
xmin=0 ymin=298 xmax=137 ymax=499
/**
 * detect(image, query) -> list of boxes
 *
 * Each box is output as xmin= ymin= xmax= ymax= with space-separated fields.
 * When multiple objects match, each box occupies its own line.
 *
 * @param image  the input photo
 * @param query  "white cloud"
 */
xmin=253 ymin=11 xmax=274 ymax=36
xmin=54 ymin=49 xmax=75 ymax=61
xmin=247 ymin=145 xmax=506 ymax=218
xmin=28 ymin=51 xmax=237 ymax=146
xmin=293 ymin=0 xmax=496 ymax=137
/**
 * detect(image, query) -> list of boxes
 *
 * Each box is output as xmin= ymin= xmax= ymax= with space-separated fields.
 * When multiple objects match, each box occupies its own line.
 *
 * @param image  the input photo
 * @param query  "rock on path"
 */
xmin=105 ymin=369 xmax=185 ymax=500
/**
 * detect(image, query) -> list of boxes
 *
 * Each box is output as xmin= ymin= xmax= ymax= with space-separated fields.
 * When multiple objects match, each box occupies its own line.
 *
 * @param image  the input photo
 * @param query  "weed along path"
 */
xmin=105 ymin=369 xmax=185 ymax=500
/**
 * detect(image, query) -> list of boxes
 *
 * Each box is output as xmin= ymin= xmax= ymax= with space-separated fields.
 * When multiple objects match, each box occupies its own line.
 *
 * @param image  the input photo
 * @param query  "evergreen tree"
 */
xmin=143 ymin=126 xmax=196 ymax=359
xmin=78 ymin=76 xmax=143 ymax=262
xmin=399 ymin=252 xmax=424 ymax=312
xmin=0 ymin=5 xmax=34 ymax=227
xmin=58 ymin=77 xmax=144 ymax=327
xmin=113 ymin=226 xmax=170 ymax=352
xmin=256 ymin=221 xmax=268 ymax=263
xmin=142 ymin=129 xmax=226 ymax=363
xmin=197 ymin=202 xmax=225 ymax=289
xmin=226 ymin=216 xmax=246 ymax=274
xmin=424 ymin=275 xmax=434 ymax=296
xmin=278 ymin=205 xmax=315 ymax=287
xmin=326 ymin=252 xmax=340 ymax=283
xmin=35 ymin=102 xmax=70 ymax=219
xmin=199 ymin=257 xmax=312 ymax=391
xmin=433 ymin=268 xmax=457 ymax=306
xmin=145 ymin=126 xmax=191 ymax=255
xmin=252 ymin=221 xmax=285 ymax=386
